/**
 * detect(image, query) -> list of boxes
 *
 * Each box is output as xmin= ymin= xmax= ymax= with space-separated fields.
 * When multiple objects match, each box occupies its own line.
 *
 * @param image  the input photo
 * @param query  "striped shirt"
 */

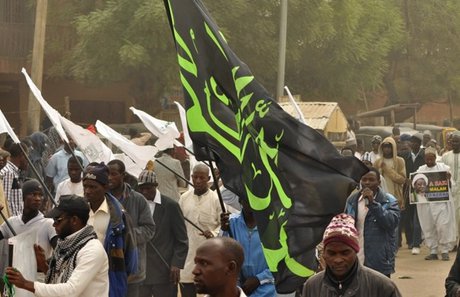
xmin=0 ymin=161 xmax=23 ymax=216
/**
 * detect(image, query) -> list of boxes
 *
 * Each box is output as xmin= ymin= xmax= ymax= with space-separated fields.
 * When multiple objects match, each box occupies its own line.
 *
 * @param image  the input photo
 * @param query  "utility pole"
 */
xmin=275 ymin=0 xmax=288 ymax=101
xmin=27 ymin=0 xmax=48 ymax=134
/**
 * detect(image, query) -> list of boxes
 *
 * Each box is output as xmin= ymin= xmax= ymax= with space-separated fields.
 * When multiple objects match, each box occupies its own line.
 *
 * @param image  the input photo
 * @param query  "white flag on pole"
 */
xmin=0 ymin=109 xmax=20 ymax=143
xmin=95 ymin=120 xmax=157 ymax=170
xmin=113 ymin=153 xmax=142 ymax=178
xmin=60 ymin=116 xmax=114 ymax=163
xmin=173 ymin=101 xmax=193 ymax=151
xmin=284 ymin=86 xmax=307 ymax=124
xmin=129 ymin=106 xmax=181 ymax=150
xmin=21 ymin=68 xmax=69 ymax=142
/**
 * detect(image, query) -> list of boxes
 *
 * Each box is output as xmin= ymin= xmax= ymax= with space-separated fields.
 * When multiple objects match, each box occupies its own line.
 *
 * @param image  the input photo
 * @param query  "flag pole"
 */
xmin=19 ymin=144 xmax=57 ymax=207
xmin=206 ymin=147 xmax=226 ymax=213
xmin=155 ymin=158 xmax=193 ymax=187
xmin=63 ymin=141 xmax=85 ymax=171
xmin=183 ymin=216 xmax=205 ymax=233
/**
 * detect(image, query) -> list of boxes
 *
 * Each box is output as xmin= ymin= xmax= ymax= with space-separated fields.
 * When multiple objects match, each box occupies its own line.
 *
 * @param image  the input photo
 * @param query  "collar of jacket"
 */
xmin=105 ymin=192 xmax=126 ymax=232
xmin=324 ymin=259 xmax=359 ymax=294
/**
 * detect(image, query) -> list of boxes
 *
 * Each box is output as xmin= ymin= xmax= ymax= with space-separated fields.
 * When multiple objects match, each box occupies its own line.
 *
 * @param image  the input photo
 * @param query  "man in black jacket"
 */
xmin=446 ymin=250 xmax=460 ymax=296
xmin=137 ymin=165 xmax=188 ymax=297
xmin=401 ymin=133 xmax=425 ymax=254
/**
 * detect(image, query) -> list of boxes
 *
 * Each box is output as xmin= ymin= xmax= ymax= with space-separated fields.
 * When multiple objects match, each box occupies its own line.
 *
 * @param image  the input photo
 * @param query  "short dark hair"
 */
xmin=5 ymin=142 xmax=27 ymax=158
xmin=107 ymin=159 xmax=126 ymax=173
xmin=68 ymin=156 xmax=83 ymax=166
xmin=365 ymin=167 xmax=380 ymax=181
xmin=211 ymin=237 xmax=244 ymax=272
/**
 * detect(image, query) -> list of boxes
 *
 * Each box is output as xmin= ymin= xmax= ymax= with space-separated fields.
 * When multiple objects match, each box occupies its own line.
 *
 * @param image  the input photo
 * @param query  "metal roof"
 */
xmin=279 ymin=101 xmax=340 ymax=130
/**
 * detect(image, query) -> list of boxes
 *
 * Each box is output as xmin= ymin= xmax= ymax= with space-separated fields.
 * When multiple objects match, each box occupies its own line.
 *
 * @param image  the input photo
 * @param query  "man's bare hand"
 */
xmin=201 ymin=230 xmax=214 ymax=239
xmin=34 ymin=244 xmax=48 ymax=273
xmin=220 ymin=212 xmax=231 ymax=231
xmin=170 ymin=266 xmax=180 ymax=285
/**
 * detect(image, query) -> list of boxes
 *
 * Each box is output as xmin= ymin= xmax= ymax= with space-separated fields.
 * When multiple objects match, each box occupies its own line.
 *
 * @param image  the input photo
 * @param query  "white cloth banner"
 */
xmin=174 ymin=101 xmax=193 ymax=151
xmin=60 ymin=117 xmax=113 ymax=163
xmin=9 ymin=228 xmax=38 ymax=297
xmin=0 ymin=109 xmax=20 ymax=143
xmin=129 ymin=106 xmax=181 ymax=150
xmin=95 ymin=120 xmax=157 ymax=171
xmin=113 ymin=153 xmax=142 ymax=178
xmin=21 ymin=68 xmax=69 ymax=143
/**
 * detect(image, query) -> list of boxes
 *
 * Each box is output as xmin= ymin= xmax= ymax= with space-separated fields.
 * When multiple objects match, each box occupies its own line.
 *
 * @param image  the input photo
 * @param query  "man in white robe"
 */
xmin=418 ymin=147 xmax=457 ymax=261
xmin=179 ymin=163 xmax=222 ymax=297
xmin=441 ymin=131 xmax=460 ymax=240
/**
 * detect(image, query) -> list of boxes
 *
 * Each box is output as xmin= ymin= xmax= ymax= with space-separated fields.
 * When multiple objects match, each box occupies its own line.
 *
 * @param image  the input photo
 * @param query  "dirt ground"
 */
xmin=393 ymin=245 xmax=455 ymax=297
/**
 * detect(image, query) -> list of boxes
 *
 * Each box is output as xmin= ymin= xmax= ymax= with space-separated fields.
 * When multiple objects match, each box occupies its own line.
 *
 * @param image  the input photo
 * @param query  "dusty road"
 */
xmin=393 ymin=245 xmax=455 ymax=297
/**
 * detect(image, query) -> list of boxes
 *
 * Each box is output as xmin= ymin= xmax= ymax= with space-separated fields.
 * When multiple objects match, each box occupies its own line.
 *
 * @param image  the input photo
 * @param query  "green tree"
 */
xmin=388 ymin=0 xmax=460 ymax=110
xmin=287 ymin=0 xmax=403 ymax=105
xmin=46 ymin=0 xmax=403 ymax=113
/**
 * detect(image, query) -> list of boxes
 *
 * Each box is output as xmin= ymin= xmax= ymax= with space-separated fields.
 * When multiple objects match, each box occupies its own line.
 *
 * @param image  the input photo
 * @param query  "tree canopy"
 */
xmin=46 ymin=0 xmax=460 ymax=117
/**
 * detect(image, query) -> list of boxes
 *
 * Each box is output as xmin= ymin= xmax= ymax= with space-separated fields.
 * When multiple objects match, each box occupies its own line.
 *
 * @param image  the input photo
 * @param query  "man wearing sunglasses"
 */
xmin=5 ymin=194 xmax=109 ymax=297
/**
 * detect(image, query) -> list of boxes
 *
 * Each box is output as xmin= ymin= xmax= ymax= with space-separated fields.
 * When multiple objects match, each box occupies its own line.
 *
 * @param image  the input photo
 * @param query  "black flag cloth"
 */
xmin=164 ymin=0 xmax=368 ymax=292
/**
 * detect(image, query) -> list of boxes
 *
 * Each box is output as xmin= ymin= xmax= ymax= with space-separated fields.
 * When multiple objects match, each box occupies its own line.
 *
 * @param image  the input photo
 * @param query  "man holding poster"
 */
xmin=412 ymin=147 xmax=457 ymax=261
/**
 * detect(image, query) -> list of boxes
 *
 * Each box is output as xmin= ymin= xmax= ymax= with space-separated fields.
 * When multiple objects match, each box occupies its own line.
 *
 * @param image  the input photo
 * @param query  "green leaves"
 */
xmin=45 ymin=0 xmax=460 ymax=113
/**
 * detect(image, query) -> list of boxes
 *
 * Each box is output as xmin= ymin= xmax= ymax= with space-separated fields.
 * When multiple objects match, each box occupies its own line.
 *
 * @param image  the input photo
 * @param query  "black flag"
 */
xmin=164 ymin=0 xmax=368 ymax=292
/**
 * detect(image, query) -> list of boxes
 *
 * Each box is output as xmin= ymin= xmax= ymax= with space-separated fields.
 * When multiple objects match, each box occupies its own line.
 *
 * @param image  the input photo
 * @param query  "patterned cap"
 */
xmin=138 ymin=170 xmax=157 ymax=185
xmin=323 ymin=213 xmax=360 ymax=253
xmin=371 ymin=135 xmax=382 ymax=143
xmin=424 ymin=147 xmax=437 ymax=156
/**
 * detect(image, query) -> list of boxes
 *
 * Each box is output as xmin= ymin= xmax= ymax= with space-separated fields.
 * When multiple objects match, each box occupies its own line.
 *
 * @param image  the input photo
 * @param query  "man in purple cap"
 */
xmin=302 ymin=214 xmax=401 ymax=297
xmin=83 ymin=162 xmax=138 ymax=297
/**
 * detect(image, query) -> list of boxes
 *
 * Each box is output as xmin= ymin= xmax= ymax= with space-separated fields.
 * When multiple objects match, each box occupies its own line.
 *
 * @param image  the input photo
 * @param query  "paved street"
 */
xmin=394 ymin=245 xmax=455 ymax=297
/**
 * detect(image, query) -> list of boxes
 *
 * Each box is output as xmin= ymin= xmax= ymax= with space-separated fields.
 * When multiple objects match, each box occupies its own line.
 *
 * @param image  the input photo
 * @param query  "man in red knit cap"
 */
xmin=302 ymin=213 xmax=401 ymax=297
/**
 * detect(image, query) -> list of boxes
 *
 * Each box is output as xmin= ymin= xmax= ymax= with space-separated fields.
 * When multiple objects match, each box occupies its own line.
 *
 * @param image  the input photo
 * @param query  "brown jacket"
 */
xmin=374 ymin=137 xmax=406 ymax=209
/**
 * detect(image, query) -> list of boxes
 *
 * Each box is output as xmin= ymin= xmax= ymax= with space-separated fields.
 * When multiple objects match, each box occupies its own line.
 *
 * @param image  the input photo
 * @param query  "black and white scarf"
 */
xmin=46 ymin=225 xmax=97 ymax=284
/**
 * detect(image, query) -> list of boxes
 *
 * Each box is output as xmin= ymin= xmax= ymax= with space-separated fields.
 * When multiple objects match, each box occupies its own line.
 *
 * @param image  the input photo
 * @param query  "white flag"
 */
xmin=284 ymin=86 xmax=307 ymax=124
xmin=95 ymin=120 xmax=157 ymax=170
xmin=21 ymin=68 xmax=68 ymax=142
xmin=60 ymin=116 xmax=114 ymax=163
xmin=129 ymin=106 xmax=181 ymax=150
xmin=174 ymin=101 xmax=193 ymax=151
xmin=0 ymin=109 xmax=20 ymax=143
xmin=113 ymin=153 xmax=142 ymax=178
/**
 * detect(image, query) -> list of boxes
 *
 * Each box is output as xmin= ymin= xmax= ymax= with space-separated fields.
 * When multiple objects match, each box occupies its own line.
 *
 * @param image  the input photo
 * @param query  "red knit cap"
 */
xmin=323 ymin=213 xmax=360 ymax=253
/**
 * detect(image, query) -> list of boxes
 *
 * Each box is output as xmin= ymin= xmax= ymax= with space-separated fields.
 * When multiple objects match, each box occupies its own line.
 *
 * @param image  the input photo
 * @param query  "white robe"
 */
xmin=416 ymin=163 xmax=457 ymax=253
xmin=179 ymin=189 xmax=222 ymax=283
xmin=441 ymin=152 xmax=460 ymax=238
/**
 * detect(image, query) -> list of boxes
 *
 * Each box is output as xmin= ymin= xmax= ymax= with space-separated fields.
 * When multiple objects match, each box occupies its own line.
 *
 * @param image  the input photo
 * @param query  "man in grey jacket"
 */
xmin=302 ymin=214 xmax=401 ymax=297
xmin=108 ymin=160 xmax=155 ymax=297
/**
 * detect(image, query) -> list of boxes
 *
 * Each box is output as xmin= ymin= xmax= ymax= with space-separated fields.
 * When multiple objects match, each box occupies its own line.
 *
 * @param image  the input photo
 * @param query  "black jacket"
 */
xmin=144 ymin=193 xmax=189 ymax=284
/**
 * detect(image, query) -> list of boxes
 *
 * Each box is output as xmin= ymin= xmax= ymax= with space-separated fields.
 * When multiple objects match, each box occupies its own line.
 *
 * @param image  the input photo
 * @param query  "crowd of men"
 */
xmin=2 ymin=125 xmax=460 ymax=296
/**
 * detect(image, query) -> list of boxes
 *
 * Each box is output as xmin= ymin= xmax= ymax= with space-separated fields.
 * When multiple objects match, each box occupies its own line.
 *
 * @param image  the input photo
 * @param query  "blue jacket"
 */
xmin=344 ymin=188 xmax=400 ymax=275
xmin=224 ymin=213 xmax=275 ymax=297
xmin=104 ymin=193 xmax=138 ymax=297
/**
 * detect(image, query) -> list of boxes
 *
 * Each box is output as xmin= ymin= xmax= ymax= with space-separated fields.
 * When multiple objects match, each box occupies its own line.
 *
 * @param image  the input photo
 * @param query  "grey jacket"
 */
xmin=154 ymin=153 xmax=186 ymax=202
xmin=116 ymin=183 xmax=155 ymax=284
xmin=303 ymin=264 xmax=402 ymax=297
